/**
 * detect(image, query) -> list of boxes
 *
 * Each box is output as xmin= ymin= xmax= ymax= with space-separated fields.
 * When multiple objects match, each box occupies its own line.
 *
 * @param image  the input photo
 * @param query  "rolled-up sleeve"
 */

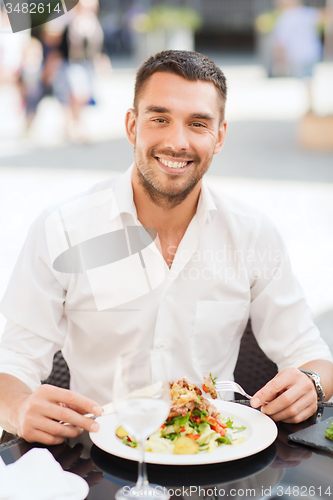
xmin=250 ymin=214 xmax=333 ymax=371
xmin=0 ymin=212 xmax=69 ymax=391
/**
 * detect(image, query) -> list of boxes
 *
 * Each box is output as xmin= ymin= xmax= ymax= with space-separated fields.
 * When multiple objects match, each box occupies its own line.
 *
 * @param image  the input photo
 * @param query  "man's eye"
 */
xmin=154 ymin=118 xmax=167 ymax=123
xmin=191 ymin=122 xmax=205 ymax=128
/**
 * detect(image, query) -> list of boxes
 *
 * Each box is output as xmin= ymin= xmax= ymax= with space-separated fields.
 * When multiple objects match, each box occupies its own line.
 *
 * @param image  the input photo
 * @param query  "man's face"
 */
xmin=126 ymin=72 xmax=227 ymax=205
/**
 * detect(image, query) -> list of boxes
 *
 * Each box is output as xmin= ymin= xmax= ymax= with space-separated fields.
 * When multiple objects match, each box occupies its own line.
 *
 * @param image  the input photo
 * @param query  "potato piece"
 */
xmin=173 ymin=436 xmax=199 ymax=455
xmin=116 ymin=426 xmax=128 ymax=439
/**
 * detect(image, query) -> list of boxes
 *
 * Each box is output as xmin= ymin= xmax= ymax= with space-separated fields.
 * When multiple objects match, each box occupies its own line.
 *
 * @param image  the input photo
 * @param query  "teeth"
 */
xmin=158 ymin=158 xmax=188 ymax=169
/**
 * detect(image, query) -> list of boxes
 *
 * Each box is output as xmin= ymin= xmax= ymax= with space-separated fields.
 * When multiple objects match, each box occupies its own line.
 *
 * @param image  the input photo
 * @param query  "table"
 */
xmin=1 ymin=404 xmax=332 ymax=499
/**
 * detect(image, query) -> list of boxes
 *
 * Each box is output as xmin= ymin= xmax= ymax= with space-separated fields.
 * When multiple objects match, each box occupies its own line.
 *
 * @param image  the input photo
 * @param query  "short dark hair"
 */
xmin=134 ymin=50 xmax=227 ymax=121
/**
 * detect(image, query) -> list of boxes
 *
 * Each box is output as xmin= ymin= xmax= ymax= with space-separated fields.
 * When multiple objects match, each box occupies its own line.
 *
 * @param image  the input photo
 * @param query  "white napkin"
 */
xmin=0 ymin=448 xmax=89 ymax=500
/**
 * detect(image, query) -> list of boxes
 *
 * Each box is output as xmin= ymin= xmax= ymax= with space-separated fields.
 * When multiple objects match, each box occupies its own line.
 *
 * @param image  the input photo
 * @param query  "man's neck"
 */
xmin=131 ymin=167 xmax=201 ymax=236
xmin=131 ymin=167 xmax=202 ymax=268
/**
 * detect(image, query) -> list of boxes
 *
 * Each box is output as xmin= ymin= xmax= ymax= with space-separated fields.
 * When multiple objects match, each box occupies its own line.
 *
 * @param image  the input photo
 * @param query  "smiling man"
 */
xmin=0 ymin=50 xmax=332 ymax=445
xmin=130 ymin=71 xmax=225 ymax=202
xmin=127 ymin=67 xmax=226 ymax=268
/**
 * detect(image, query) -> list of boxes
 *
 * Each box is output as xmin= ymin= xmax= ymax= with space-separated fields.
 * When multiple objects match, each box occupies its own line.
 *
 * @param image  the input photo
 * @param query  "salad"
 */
xmin=325 ymin=421 xmax=333 ymax=441
xmin=116 ymin=377 xmax=246 ymax=454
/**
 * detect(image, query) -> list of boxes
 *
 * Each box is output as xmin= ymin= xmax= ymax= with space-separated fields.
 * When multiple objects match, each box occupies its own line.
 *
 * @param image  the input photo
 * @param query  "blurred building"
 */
xmin=98 ymin=0 xmax=326 ymax=55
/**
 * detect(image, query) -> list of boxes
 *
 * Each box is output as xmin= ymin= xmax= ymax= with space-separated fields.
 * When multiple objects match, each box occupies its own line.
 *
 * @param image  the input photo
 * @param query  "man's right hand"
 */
xmin=11 ymin=384 xmax=103 ymax=445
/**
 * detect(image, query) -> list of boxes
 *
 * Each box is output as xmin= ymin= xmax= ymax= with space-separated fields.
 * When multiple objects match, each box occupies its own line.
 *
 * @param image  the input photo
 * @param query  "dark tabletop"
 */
xmin=1 ymin=403 xmax=333 ymax=499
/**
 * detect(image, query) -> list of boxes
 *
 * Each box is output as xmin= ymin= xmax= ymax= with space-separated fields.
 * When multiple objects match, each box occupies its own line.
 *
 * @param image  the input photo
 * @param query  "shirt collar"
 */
xmin=196 ymin=178 xmax=218 ymax=228
xmin=111 ymin=165 xmax=217 ymax=227
xmin=110 ymin=164 xmax=137 ymax=221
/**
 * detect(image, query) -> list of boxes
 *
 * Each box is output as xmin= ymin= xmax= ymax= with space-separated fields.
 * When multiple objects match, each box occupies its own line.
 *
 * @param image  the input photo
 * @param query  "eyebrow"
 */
xmin=144 ymin=106 xmax=215 ymax=122
xmin=144 ymin=106 xmax=169 ymax=114
xmin=191 ymin=113 xmax=215 ymax=122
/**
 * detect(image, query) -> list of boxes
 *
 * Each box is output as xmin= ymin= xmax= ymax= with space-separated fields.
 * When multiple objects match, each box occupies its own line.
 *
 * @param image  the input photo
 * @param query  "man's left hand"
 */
xmin=250 ymin=367 xmax=318 ymax=423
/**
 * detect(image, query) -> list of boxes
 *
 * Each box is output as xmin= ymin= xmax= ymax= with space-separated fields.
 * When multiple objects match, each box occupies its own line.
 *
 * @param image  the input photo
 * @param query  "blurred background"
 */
xmin=0 ymin=0 xmax=332 ymax=349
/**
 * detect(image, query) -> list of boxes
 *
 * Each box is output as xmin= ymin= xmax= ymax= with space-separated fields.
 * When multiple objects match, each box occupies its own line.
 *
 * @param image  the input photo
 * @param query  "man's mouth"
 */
xmin=157 ymin=157 xmax=190 ymax=169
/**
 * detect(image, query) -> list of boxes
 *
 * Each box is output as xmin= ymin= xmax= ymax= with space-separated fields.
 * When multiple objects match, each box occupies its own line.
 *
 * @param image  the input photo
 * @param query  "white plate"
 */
xmin=90 ymin=401 xmax=277 ymax=466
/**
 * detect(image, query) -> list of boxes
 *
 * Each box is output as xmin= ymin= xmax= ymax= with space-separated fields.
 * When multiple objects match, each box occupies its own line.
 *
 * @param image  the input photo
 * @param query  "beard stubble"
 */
xmin=134 ymin=146 xmax=213 ymax=210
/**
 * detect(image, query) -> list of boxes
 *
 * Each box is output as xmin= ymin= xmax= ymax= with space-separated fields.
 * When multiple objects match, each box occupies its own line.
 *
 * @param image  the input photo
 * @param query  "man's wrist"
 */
xmin=8 ymin=392 xmax=30 ymax=435
xmin=299 ymin=369 xmax=325 ymax=402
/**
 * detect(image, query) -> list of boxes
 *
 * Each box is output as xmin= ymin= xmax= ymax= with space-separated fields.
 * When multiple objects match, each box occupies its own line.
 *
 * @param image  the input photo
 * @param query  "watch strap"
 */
xmin=299 ymin=369 xmax=325 ymax=402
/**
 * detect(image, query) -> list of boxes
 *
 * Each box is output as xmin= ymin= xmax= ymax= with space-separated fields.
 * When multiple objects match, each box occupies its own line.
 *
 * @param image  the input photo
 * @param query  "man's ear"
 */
xmin=125 ymin=108 xmax=136 ymax=146
xmin=213 ymin=120 xmax=227 ymax=155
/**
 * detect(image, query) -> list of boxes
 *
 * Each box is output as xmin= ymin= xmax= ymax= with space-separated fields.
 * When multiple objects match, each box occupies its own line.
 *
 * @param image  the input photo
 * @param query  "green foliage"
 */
xmin=255 ymin=11 xmax=280 ymax=34
xmin=133 ymin=5 xmax=202 ymax=33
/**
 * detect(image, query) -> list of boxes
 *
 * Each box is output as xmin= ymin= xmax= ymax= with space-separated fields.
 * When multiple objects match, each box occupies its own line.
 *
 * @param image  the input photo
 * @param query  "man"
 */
xmin=272 ymin=0 xmax=322 ymax=78
xmin=0 ymin=50 xmax=332 ymax=445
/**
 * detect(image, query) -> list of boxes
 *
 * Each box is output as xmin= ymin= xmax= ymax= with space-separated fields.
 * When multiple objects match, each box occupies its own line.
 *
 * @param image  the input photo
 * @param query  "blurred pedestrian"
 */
xmin=19 ymin=2 xmax=110 ymax=143
xmin=0 ymin=6 xmax=31 ymax=138
xmin=272 ymin=0 xmax=323 ymax=78
xmin=20 ymin=17 xmax=71 ymax=135
xmin=67 ymin=0 xmax=103 ymax=63
xmin=19 ymin=37 xmax=44 ymax=129
xmin=0 ymin=5 xmax=30 ymax=85
xmin=66 ymin=0 xmax=106 ymax=141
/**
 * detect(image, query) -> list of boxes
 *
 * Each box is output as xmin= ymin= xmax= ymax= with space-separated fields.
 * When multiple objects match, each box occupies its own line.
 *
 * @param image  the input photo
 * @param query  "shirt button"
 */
xmin=159 ymin=342 xmax=167 ymax=348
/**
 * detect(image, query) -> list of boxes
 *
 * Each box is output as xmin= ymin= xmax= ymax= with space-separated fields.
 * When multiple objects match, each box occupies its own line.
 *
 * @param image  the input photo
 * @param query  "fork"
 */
xmin=214 ymin=381 xmax=253 ymax=400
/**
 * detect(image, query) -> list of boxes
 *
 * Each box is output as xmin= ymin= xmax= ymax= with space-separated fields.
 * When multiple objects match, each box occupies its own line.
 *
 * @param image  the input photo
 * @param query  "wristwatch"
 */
xmin=299 ymin=369 xmax=325 ymax=402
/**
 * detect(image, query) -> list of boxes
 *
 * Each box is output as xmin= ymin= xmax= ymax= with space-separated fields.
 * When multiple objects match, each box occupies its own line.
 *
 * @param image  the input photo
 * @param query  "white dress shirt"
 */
xmin=0 ymin=166 xmax=331 ymax=404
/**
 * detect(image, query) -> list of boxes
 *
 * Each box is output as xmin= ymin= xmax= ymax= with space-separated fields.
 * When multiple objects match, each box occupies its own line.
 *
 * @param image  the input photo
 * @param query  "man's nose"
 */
xmin=163 ymin=123 xmax=190 ymax=151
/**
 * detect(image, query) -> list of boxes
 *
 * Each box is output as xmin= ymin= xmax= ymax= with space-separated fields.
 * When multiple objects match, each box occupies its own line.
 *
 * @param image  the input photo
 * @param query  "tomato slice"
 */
xmin=186 ymin=433 xmax=200 ymax=440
